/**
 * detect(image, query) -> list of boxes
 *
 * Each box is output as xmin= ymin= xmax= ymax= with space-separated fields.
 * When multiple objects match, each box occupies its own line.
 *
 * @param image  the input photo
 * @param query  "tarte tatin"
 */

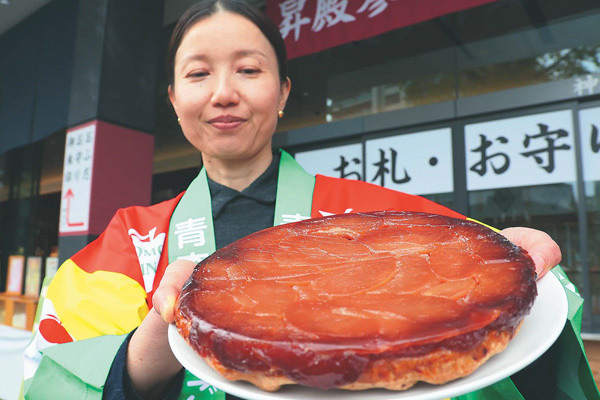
xmin=174 ymin=211 xmax=537 ymax=391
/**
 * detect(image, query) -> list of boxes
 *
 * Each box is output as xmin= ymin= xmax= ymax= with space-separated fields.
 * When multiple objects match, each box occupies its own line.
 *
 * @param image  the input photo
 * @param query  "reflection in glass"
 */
xmin=537 ymin=46 xmax=600 ymax=79
xmin=586 ymin=181 xmax=600 ymax=315
xmin=459 ymin=45 xmax=600 ymax=98
xmin=39 ymin=132 xmax=65 ymax=195
xmin=422 ymin=192 xmax=455 ymax=212
xmin=326 ymin=71 xmax=455 ymax=122
xmin=0 ymin=153 xmax=7 ymax=202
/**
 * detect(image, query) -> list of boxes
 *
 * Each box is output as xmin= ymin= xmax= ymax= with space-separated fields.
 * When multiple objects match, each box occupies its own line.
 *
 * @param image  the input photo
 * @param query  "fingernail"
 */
xmin=160 ymin=295 xmax=176 ymax=322
xmin=532 ymin=254 xmax=544 ymax=276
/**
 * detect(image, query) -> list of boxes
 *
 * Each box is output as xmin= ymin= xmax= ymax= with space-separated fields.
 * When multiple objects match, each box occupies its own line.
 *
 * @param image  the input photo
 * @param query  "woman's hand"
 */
xmin=500 ymin=227 xmax=562 ymax=279
xmin=153 ymin=259 xmax=196 ymax=323
xmin=126 ymin=259 xmax=196 ymax=399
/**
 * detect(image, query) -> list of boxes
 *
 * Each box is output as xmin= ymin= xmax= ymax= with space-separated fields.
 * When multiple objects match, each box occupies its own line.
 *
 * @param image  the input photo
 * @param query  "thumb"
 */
xmin=500 ymin=227 xmax=561 ymax=280
xmin=154 ymin=289 xmax=178 ymax=324
xmin=153 ymin=260 xmax=196 ymax=324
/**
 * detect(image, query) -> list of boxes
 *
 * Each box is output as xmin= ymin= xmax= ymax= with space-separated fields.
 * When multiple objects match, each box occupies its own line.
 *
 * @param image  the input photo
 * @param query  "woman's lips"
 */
xmin=208 ymin=115 xmax=246 ymax=130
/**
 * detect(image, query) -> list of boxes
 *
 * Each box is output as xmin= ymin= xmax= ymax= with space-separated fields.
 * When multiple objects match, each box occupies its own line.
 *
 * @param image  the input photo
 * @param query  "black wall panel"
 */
xmin=0 ymin=0 xmax=78 ymax=153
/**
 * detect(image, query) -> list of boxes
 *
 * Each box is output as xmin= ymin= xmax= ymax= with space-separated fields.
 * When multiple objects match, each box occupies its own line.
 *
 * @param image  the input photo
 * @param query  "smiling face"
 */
xmin=169 ymin=11 xmax=290 ymax=165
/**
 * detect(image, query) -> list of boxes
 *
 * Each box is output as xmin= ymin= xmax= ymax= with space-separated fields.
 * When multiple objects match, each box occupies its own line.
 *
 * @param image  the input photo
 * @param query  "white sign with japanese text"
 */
xmin=365 ymin=128 xmax=454 ymax=195
xmin=465 ymin=110 xmax=576 ymax=191
xmin=578 ymin=106 xmax=600 ymax=182
xmin=295 ymin=144 xmax=363 ymax=180
xmin=59 ymin=124 xmax=95 ymax=234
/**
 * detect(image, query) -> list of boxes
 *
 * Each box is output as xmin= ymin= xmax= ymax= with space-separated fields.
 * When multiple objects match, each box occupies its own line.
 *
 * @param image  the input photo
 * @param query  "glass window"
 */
xmin=0 ymin=152 xmax=8 ymax=202
xmin=279 ymin=6 xmax=600 ymax=132
xmin=579 ymin=105 xmax=600 ymax=319
xmin=586 ymin=182 xmax=600 ymax=316
xmin=15 ymin=144 xmax=43 ymax=200
xmin=280 ymin=24 xmax=456 ymax=132
xmin=324 ymin=53 xmax=456 ymax=123
xmin=0 ymin=144 xmax=43 ymax=201
xmin=423 ymin=193 xmax=455 ymax=212
xmin=0 ymin=135 xmax=62 ymax=290
xmin=39 ymin=131 xmax=65 ymax=195
xmin=458 ymin=44 xmax=600 ymax=98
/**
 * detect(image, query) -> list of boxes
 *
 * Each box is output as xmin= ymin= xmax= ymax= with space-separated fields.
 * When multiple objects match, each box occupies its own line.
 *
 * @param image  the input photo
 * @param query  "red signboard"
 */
xmin=267 ymin=0 xmax=499 ymax=59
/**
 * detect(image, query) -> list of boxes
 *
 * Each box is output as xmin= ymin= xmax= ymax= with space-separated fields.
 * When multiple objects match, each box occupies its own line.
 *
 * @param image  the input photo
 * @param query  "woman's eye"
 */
xmin=188 ymin=71 xmax=208 ymax=78
xmin=240 ymin=68 xmax=259 ymax=75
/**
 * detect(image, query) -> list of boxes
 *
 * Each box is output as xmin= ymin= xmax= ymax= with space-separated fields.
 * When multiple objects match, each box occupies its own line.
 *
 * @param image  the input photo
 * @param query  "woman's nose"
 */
xmin=211 ymin=74 xmax=239 ymax=107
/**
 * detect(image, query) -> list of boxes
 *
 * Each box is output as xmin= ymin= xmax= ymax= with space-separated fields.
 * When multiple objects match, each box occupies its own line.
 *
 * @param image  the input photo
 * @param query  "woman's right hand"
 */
xmin=127 ymin=259 xmax=196 ymax=399
xmin=153 ymin=259 xmax=197 ymax=323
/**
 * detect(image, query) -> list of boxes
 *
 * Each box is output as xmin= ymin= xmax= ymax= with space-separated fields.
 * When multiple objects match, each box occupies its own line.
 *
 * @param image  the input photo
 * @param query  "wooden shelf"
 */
xmin=0 ymin=293 xmax=38 ymax=331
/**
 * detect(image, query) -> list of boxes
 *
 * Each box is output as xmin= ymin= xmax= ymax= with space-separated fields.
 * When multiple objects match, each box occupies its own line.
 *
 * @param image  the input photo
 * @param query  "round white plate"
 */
xmin=168 ymin=272 xmax=567 ymax=400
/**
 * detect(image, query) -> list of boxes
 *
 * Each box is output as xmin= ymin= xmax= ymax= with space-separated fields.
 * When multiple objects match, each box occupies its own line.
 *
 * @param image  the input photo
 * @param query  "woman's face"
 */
xmin=169 ymin=12 xmax=290 ymax=163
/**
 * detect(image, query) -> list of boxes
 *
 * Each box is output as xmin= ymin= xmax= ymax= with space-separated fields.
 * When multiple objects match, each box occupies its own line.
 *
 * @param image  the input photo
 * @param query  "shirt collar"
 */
xmin=207 ymin=153 xmax=279 ymax=218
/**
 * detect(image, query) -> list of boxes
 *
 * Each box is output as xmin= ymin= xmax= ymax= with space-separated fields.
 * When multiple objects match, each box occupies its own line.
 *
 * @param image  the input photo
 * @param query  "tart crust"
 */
xmin=196 ymin=325 xmax=519 ymax=392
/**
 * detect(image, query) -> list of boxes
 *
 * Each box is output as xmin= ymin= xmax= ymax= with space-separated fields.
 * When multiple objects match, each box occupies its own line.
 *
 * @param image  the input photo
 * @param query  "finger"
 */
xmin=517 ymin=231 xmax=561 ymax=278
xmin=531 ymin=254 xmax=548 ymax=278
xmin=154 ymin=291 xmax=177 ymax=324
xmin=153 ymin=260 xmax=196 ymax=323
xmin=530 ymin=242 xmax=561 ymax=279
xmin=500 ymin=227 xmax=561 ymax=279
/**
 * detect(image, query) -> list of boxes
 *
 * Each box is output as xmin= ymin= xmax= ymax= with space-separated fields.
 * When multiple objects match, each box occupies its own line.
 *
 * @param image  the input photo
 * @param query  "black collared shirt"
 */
xmin=209 ymin=152 xmax=279 ymax=249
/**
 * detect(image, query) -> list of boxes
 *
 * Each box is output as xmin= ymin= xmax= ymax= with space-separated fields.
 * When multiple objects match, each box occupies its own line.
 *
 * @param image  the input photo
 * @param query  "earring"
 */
xmin=177 ymin=117 xmax=181 ymax=124
xmin=278 ymin=110 xmax=284 ymax=118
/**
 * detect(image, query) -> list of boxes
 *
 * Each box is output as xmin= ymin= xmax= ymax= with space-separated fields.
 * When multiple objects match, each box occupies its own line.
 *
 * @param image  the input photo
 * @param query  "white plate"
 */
xmin=168 ymin=272 xmax=567 ymax=400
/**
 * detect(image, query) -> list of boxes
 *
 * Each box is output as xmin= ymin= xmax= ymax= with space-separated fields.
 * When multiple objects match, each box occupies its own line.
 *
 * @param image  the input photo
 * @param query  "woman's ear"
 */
xmin=278 ymin=77 xmax=291 ymax=111
xmin=168 ymin=85 xmax=177 ymax=113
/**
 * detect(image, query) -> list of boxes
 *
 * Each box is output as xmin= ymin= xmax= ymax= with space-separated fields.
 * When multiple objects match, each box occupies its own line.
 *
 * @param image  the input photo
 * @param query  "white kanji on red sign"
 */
xmin=357 ymin=0 xmax=390 ymax=18
xmin=312 ymin=0 xmax=355 ymax=32
xmin=278 ymin=0 xmax=311 ymax=41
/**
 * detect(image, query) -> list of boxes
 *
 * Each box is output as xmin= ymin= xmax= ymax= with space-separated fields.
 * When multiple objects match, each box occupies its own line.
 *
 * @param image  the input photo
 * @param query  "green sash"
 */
xmin=168 ymin=150 xmax=315 ymax=399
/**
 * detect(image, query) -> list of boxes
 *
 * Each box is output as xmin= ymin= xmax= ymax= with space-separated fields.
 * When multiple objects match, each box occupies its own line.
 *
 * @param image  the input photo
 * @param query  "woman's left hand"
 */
xmin=500 ymin=227 xmax=562 ymax=279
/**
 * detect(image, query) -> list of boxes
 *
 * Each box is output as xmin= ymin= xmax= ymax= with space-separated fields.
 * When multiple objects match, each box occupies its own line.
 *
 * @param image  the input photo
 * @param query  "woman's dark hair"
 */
xmin=166 ymin=0 xmax=287 ymax=86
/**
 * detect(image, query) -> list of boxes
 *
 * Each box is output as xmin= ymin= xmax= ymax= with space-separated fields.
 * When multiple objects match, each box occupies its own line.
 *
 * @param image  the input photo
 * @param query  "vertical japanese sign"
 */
xmin=365 ymin=128 xmax=454 ymax=195
xmin=59 ymin=123 xmax=95 ymax=235
xmin=578 ymin=106 xmax=600 ymax=182
xmin=295 ymin=144 xmax=363 ymax=180
xmin=465 ymin=110 xmax=576 ymax=191
xmin=267 ymin=0 xmax=499 ymax=59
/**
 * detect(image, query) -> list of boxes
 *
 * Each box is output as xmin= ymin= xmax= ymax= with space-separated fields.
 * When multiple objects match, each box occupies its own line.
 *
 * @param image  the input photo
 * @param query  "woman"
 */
xmin=24 ymin=1 xmax=573 ymax=400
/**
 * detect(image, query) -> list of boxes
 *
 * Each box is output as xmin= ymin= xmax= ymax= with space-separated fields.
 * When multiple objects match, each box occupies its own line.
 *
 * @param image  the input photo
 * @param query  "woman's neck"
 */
xmin=203 ymin=151 xmax=274 ymax=192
